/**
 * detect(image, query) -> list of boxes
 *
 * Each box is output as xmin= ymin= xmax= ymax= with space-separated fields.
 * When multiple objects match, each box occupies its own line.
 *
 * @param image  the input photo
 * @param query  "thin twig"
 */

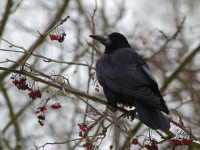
xmin=0 ymin=48 xmax=95 ymax=70
xmin=62 ymin=87 xmax=98 ymax=120
xmin=150 ymin=17 xmax=186 ymax=59
xmin=20 ymin=16 xmax=70 ymax=70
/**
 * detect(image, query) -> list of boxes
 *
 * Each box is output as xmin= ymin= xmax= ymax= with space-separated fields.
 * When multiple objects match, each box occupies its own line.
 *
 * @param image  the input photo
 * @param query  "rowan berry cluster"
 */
xmin=144 ymin=140 xmax=158 ymax=150
xmin=83 ymin=142 xmax=95 ymax=150
xmin=123 ymin=114 xmax=130 ymax=119
xmin=38 ymin=115 xmax=45 ymax=126
xmin=95 ymin=84 xmax=99 ymax=92
xmin=49 ymin=32 xmax=66 ymax=43
xmin=78 ymin=123 xmax=89 ymax=138
xmin=121 ymin=104 xmax=133 ymax=109
xmin=11 ymin=75 xmax=30 ymax=90
xmin=35 ymin=106 xmax=47 ymax=127
xmin=171 ymin=138 xmax=193 ymax=146
xmin=123 ymin=114 xmax=134 ymax=122
xmin=132 ymin=138 xmax=138 ymax=145
xmin=28 ymin=89 xmax=42 ymax=100
xmin=11 ymin=74 xmax=42 ymax=100
xmin=35 ymin=106 xmax=47 ymax=115
xmin=182 ymin=138 xmax=193 ymax=144
xmin=51 ymin=101 xmax=62 ymax=109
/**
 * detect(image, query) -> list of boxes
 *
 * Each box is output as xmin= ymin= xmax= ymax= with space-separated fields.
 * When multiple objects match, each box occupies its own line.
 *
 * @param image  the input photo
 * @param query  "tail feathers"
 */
xmin=135 ymin=101 xmax=170 ymax=130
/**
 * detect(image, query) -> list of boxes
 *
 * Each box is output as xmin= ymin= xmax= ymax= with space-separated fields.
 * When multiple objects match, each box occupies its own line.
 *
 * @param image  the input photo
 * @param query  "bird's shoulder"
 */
xmin=96 ymin=48 xmax=149 ymax=70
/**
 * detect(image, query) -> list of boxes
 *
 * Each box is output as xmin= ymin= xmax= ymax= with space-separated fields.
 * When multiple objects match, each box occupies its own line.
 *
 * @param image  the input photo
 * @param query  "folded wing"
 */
xmin=96 ymin=48 xmax=169 ymax=114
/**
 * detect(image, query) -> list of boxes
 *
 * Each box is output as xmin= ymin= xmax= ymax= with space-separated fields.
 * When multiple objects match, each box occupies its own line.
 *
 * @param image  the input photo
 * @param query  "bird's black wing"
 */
xmin=96 ymin=48 xmax=169 ymax=113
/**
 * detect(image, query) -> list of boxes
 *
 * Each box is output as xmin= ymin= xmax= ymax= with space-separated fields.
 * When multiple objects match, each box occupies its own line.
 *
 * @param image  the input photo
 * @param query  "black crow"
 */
xmin=89 ymin=32 xmax=170 ymax=130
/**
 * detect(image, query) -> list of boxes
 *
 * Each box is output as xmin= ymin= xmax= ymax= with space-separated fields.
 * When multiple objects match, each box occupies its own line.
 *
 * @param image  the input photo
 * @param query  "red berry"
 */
xmin=82 ymin=128 xmax=86 ymax=132
xmin=145 ymin=145 xmax=149 ymax=149
xmin=121 ymin=104 xmax=125 ymax=109
xmin=79 ymin=131 xmax=82 ymax=137
xmin=35 ymin=111 xmax=40 ymax=114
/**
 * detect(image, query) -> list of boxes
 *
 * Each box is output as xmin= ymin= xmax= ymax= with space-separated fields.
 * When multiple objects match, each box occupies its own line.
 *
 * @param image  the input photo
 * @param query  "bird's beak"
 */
xmin=89 ymin=35 xmax=112 ymax=46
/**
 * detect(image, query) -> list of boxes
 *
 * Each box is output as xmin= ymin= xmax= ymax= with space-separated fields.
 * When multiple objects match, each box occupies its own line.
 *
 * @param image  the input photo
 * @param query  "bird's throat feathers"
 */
xmin=105 ymin=43 xmax=131 ymax=53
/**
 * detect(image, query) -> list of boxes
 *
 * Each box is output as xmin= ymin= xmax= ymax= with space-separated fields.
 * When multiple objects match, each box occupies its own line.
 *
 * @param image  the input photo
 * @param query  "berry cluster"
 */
xmin=39 ymin=106 xmax=47 ymax=111
xmin=83 ymin=142 xmax=95 ymax=150
xmin=121 ymin=104 xmax=133 ymax=109
xmin=123 ymin=114 xmax=129 ymax=119
xmin=182 ymin=138 xmax=193 ymax=144
xmin=51 ymin=101 xmax=62 ymax=109
xmin=132 ymin=139 xmax=138 ymax=145
xmin=123 ymin=114 xmax=134 ymax=121
xmin=144 ymin=140 xmax=158 ymax=150
xmin=38 ymin=115 xmax=45 ymax=126
xmin=49 ymin=32 xmax=66 ymax=43
xmin=12 ymin=76 xmax=30 ymax=90
xmin=35 ymin=106 xmax=47 ymax=127
xmin=110 ymin=145 xmax=113 ymax=149
xmin=171 ymin=138 xmax=193 ymax=146
xmin=35 ymin=106 xmax=47 ymax=114
xmin=28 ymin=89 xmax=42 ymax=100
xmin=78 ymin=123 xmax=89 ymax=138
xmin=95 ymin=84 xmax=99 ymax=92
xmin=11 ymin=74 xmax=42 ymax=100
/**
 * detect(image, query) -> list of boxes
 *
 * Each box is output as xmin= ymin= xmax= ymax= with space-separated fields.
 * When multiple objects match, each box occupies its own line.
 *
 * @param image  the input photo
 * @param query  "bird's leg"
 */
xmin=129 ymin=108 xmax=136 ymax=121
xmin=107 ymin=102 xmax=117 ymax=112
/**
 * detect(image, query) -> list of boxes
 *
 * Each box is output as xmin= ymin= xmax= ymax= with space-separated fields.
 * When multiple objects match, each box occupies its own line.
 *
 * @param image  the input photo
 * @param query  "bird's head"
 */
xmin=89 ymin=32 xmax=131 ymax=53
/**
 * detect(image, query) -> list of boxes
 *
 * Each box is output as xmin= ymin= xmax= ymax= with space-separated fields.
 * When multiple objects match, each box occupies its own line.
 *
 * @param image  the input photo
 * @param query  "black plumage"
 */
xmin=90 ymin=32 xmax=170 ymax=130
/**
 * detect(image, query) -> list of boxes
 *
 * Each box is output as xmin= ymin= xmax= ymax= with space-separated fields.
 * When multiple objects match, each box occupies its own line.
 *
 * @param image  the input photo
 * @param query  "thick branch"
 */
xmin=0 ymin=0 xmax=13 ymax=37
xmin=0 ymin=83 xmax=21 ymax=150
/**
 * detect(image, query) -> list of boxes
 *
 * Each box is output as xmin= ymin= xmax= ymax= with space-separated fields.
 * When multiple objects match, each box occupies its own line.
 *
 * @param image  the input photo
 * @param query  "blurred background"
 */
xmin=0 ymin=0 xmax=200 ymax=149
